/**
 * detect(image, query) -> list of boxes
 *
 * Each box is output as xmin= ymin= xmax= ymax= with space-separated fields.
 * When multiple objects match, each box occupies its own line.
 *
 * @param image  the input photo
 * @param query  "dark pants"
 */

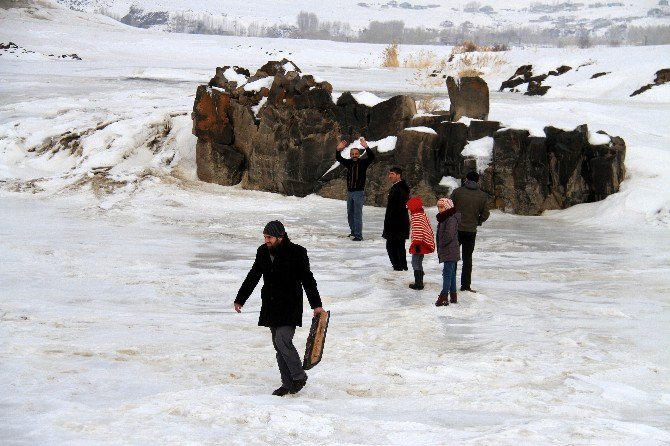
xmin=270 ymin=326 xmax=306 ymax=388
xmin=347 ymin=190 xmax=365 ymax=239
xmin=386 ymin=239 xmax=407 ymax=270
xmin=441 ymin=261 xmax=457 ymax=295
xmin=458 ymin=230 xmax=477 ymax=289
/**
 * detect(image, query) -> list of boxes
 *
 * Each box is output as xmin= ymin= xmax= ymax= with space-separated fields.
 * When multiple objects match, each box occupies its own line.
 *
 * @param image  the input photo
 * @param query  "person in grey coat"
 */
xmin=450 ymin=170 xmax=490 ymax=292
xmin=234 ymin=220 xmax=326 ymax=396
xmin=435 ymin=198 xmax=462 ymax=307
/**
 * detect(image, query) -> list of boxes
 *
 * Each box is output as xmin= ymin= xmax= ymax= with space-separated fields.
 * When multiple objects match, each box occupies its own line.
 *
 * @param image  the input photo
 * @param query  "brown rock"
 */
xmin=368 ymin=95 xmax=417 ymax=140
xmin=191 ymin=86 xmax=233 ymax=144
xmin=446 ymin=76 xmax=489 ymax=121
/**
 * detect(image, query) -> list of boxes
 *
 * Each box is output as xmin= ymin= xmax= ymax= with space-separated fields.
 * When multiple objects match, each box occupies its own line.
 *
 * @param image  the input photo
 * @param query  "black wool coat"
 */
xmin=382 ymin=179 xmax=411 ymax=240
xmin=234 ymin=236 xmax=322 ymax=327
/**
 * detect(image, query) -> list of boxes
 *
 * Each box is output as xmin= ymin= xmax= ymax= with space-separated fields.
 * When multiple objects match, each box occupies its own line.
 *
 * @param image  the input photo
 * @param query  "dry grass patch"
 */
xmin=403 ymin=50 xmax=440 ymax=69
xmin=381 ymin=43 xmax=399 ymax=68
xmin=458 ymin=67 xmax=483 ymax=77
xmin=451 ymin=52 xmax=507 ymax=78
xmin=450 ymin=40 xmax=509 ymax=57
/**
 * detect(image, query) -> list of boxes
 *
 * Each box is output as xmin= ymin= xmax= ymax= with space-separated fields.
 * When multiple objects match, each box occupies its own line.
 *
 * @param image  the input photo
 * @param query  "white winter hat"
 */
xmin=437 ymin=198 xmax=454 ymax=210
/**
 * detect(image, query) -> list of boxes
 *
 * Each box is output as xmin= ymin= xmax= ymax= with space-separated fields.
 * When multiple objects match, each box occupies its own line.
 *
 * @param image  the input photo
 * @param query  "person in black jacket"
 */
xmin=336 ymin=137 xmax=376 ymax=241
xmin=382 ymin=167 xmax=411 ymax=271
xmin=234 ymin=220 xmax=325 ymax=396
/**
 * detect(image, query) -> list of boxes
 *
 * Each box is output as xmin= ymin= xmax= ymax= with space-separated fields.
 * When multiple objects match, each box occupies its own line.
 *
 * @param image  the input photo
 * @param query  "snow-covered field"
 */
xmin=1 ymin=3 xmax=670 ymax=445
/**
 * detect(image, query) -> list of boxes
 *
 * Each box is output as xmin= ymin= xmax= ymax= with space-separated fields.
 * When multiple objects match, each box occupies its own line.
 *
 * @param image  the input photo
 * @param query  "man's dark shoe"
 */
xmin=460 ymin=287 xmax=477 ymax=293
xmin=272 ymin=386 xmax=291 ymax=396
xmin=352 ymin=237 xmax=363 ymax=241
xmin=347 ymin=233 xmax=354 ymax=238
xmin=289 ymin=376 xmax=308 ymax=394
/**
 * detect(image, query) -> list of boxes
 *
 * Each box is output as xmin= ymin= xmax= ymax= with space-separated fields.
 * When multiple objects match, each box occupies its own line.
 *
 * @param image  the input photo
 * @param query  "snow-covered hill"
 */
xmin=52 ymin=0 xmax=670 ymax=44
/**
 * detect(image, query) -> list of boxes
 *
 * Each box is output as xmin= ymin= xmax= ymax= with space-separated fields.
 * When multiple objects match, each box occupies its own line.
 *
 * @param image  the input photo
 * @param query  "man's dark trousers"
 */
xmin=386 ymin=239 xmax=407 ymax=270
xmin=458 ymin=230 xmax=477 ymax=289
xmin=270 ymin=326 xmax=307 ymax=389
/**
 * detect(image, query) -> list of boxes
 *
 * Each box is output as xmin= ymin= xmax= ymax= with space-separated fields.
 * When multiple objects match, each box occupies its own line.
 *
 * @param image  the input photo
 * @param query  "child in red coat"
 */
xmin=406 ymin=196 xmax=435 ymax=290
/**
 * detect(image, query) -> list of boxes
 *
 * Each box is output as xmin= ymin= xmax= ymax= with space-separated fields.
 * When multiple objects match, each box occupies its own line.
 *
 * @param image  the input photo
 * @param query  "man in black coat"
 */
xmin=234 ymin=220 xmax=325 ymax=396
xmin=382 ymin=167 xmax=411 ymax=271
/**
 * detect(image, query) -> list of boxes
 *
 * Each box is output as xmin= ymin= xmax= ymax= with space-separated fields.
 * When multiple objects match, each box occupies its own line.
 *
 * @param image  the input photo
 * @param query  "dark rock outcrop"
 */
xmin=120 ymin=6 xmax=169 ymax=29
xmin=192 ymin=60 xmax=626 ymax=214
xmin=446 ymin=76 xmax=489 ymax=121
xmin=478 ymin=125 xmax=626 ymax=215
xmin=499 ymin=64 xmax=572 ymax=96
xmin=1 ymin=41 xmax=82 ymax=60
xmin=192 ymin=59 xmax=415 ymax=199
xmin=367 ymin=95 xmax=417 ymax=140
xmin=631 ymin=68 xmax=670 ymax=96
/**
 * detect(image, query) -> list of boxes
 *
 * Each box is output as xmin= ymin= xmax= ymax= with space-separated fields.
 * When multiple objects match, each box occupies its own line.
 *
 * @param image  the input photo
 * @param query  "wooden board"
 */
xmin=303 ymin=311 xmax=330 ymax=370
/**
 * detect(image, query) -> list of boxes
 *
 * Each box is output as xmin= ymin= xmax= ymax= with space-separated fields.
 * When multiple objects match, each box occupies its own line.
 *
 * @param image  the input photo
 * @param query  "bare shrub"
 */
xmin=458 ymin=67 xmax=483 ymax=77
xmin=410 ymin=50 xmax=508 ymax=89
xmin=403 ymin=50 xmax=438 ymax=68
xmin=381 ymin=43 xmax=400 ymax=68
xmin=454 ymin=53 xmax=488 ymax=77
xmin=491 ymin=43 xmax=509 ymax=51
xmin=455 ymin=40 xmax=479 ymax=53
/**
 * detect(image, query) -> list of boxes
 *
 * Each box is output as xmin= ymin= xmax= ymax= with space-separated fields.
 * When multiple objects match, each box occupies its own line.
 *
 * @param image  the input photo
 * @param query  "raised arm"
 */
xmin=335 ymin=139 xmax=349 ymax=165
xmin=360 ymin=137 xmax=375 ymax=162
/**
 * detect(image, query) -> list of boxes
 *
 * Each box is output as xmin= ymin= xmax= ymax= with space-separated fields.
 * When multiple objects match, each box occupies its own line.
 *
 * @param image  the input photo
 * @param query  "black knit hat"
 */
xmin=263 ymin=220 xmax=285 ymax=238
xmin=466 ymin=171 xmax=480 ymax=182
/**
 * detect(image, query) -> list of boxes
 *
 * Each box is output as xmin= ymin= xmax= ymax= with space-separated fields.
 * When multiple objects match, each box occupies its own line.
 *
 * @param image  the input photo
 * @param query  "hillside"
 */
xmin=51 ymin=0 xmax=670 ymax=45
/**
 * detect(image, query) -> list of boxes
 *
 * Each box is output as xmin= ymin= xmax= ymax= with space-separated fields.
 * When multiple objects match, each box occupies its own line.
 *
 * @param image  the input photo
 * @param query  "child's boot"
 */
xmin=435 ymin=293 xmax=449 ymax=306
xmin=409 ymin=271 xmax=424 ymax=290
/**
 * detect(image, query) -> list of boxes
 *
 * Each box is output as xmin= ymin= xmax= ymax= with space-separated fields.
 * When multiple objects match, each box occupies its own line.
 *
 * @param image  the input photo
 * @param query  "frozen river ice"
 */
xmin=2 ymin=183 xmax=669 ymax=445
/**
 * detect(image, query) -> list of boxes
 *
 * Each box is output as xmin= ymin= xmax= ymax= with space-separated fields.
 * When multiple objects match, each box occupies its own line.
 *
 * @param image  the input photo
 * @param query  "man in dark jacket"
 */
xmin=450 ymin=171 xmax=490 ymax=292
xmin=383 ymin=167 xmax=411 ymax=271
xmin=336 ymin=137 xmax=376 ymax=241
xmin=234 ymin=220 xmax=325 ymax=396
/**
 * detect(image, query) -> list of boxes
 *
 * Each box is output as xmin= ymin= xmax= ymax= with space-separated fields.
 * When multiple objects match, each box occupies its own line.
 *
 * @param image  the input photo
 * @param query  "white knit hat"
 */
xmin=437 ymin=198 xmax=454 ymax=210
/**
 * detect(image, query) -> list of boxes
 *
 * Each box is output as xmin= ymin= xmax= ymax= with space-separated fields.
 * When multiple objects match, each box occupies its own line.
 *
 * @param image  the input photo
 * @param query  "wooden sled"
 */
xmin=303 ymin=311 xmax=330 ymax=370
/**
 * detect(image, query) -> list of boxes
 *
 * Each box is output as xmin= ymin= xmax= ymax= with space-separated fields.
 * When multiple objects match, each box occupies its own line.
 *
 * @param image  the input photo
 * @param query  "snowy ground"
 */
xmin=1 ymin=3 xmax=670 ymax=445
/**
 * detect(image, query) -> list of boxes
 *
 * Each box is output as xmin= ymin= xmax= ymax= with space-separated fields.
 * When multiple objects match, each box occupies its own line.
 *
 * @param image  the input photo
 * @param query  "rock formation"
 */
xmin=193 ymin=59 xmax=417 ymax=201
xmin=481 ymin=125 xmax=626 ymax=215
xmin=630 ymin=68 xmax=670 ymax=96
xmin=192 ymin=59 xmax=626 ymax=215
xmin=499 ymin=64 xmax=572 ymax=96
xmin=446 ymin=76 xmax=489 ymax=121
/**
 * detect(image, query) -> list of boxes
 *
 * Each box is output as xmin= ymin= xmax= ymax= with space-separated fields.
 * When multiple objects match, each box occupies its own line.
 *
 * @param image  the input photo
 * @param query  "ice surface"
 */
xmin=1 ymin=3 xmax=669 ymax=445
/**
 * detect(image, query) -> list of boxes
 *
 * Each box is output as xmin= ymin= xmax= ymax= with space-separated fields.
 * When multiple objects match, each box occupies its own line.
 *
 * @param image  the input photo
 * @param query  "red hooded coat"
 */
xmin=406 ymin=196 xmax=436 ymax=255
